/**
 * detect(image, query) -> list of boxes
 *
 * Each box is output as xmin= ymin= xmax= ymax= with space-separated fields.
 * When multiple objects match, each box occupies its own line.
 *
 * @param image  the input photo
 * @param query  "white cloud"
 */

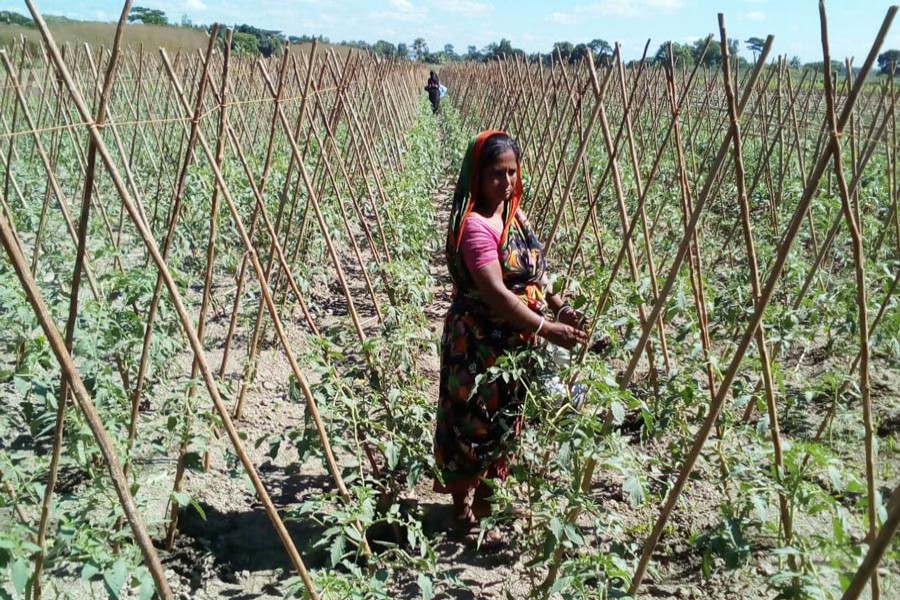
xmin=550 ymin=12 xmax=579 ymax=25
xmin=594 ymin=0 xmax=685 ymax=18
xmin=430 ymin=0 xmax=489 ymax=17
xmin=184 ymin=0 xmax=207 ymax=10
xmin=741 ymin=11 xmax=766 ymax=21
xmin=548 ymin=0 xmax=685 ymax=25
xmin=371 ymin=0 xmax=427 ymax=22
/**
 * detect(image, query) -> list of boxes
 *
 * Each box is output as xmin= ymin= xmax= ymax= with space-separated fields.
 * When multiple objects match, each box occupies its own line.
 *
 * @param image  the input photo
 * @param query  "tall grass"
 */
xmin=0 ymin=22 xmax=210 ymax=53
xmin=0 ymin=21 xmax=358 ymax=59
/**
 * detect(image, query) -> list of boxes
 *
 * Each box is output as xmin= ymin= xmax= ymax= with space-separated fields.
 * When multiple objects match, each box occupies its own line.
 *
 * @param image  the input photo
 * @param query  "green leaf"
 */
xmin=623 ymin=476 xmax=644 ymax=507
xmin=417 ymin=573 xmax=434 ymax=600
xmin=610 ymin=400 xmax=625 ymax=424
xmin=385 ymin=440 xmax=400 ymax=471
xmin=751 ymin=495 xmax=767 ymax=524
xmin=104 ymin=559 xmax=129 ymax=599
xmin=189 ymin=498 xmax=207 ymax=520
xmin=11 ymin=558 xmax=29 ymax=596
xmin=343 ymin=524 xmax=362 ymax=543
xmin=139 ymin=574 xmax=155 ymax=600
xmin=329 ymin=536 xmax=345 ymax=567
xmin=563 ymin=523 xmax=584 ymax=546
xmin=550 ymin=575 xmax=573 ymax=595
xmin=13 ymin=376 xmax=29 ymax=397
xmin=549 ymin=516 xmax=563 ymax=540
xmin=81 ymin=562 xmax=100 ymax=580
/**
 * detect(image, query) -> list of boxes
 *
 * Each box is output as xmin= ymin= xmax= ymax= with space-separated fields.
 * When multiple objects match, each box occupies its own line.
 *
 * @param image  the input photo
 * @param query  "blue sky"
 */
xmin=6 ymin=0 xmax=900 ymax=63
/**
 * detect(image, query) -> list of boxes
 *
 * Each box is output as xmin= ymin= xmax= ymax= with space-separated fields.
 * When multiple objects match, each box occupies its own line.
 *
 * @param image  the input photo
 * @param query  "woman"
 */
xmin=425 ymin=70 xmax=440 ymax=113
xmin=433 ymin=130 xmax=587 ymax=540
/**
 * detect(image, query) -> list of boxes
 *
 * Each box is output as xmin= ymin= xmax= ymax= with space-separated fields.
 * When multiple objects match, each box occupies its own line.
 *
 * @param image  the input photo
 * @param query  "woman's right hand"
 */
xmin=541 ymin=321 xmax=588 ymax=349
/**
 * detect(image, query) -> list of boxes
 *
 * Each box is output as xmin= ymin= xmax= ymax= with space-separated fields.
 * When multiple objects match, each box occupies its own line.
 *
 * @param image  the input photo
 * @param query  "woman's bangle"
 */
xmin=557 ymin=302 xmax=573 ymax=316
xmin=534 ymin=316 xmax=545 ymax=335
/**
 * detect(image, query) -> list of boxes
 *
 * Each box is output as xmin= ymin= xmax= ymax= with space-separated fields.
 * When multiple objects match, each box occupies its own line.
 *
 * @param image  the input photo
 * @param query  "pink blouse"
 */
xmin=460 ymin=215 xmax=501 ymax=272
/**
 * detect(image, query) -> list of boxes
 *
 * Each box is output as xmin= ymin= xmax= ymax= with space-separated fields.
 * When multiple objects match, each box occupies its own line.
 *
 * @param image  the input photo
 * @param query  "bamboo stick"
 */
xmin=27 ymin=5 xmax=322 ymax=595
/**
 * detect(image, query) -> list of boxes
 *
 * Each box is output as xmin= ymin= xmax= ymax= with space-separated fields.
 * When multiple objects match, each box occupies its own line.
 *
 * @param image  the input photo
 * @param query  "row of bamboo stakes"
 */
xmin=439 ymin=3 xmax=897 ymax=599
xmin=0 ymin=0 xmax=430 ymax=598
xmin=1 ymin=0 xmax=900 ymax=598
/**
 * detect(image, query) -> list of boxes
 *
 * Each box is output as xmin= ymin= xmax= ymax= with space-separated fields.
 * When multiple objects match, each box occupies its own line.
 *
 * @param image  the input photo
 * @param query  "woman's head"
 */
xmin=477 ymin=133 xmax=522 ymax=208
xmin=479 ymin=133 xmax=521 ymax=167
xmin=430 ymin=70 xmax=437 ymax=78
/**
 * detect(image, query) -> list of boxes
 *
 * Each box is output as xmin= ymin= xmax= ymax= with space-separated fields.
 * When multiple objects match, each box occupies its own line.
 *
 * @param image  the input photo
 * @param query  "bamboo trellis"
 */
xmin=0 ymin=1 xmax=426 ymax=597
xmin=440 ymin=4 xmax=899 ymax=598
xmin=2 ymin=0 xmax=900 ymax=598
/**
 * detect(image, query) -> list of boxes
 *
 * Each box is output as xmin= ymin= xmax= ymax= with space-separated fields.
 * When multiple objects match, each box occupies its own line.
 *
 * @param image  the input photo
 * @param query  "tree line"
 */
xmin=118 ymin=6 xmax=887 ymax=77
xmin=4 ymin=7 xmax=900 ymax=76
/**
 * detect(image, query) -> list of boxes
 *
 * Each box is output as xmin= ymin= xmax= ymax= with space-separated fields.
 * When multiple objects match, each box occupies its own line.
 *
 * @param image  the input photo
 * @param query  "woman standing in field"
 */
xmin=433 ymin=130 xmax=587 ymax=542
xmin=425 ymin=70 xmax=441 ymax=113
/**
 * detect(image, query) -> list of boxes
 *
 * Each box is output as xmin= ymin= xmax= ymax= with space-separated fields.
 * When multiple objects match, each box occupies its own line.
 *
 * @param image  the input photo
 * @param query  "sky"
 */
xmin=5 ymin=0 xmax=900 ymax=64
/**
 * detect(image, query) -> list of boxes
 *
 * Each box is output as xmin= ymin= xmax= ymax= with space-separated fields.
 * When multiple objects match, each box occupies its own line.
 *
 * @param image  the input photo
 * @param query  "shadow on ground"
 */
xmin=171 ymin=473 xmax=333 ymax=577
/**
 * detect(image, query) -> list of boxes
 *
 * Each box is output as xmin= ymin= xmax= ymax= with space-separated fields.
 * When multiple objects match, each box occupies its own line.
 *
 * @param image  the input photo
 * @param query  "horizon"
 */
xmin=3 ymin=1 xmax=900 ymax=64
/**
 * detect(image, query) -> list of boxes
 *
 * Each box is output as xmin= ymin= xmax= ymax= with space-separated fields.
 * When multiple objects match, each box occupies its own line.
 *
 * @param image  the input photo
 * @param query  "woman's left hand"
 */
xmin=558 ymin=306 xmax=587 ymax=329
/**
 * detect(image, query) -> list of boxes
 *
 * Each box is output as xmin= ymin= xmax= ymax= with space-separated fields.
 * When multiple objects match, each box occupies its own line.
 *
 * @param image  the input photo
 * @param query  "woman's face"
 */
xmin=479 ymin=148 xmax=518 ymax=207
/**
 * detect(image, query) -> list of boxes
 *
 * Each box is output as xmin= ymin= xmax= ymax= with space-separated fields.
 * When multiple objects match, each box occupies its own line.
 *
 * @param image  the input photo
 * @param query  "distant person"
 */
xmin=433 ymin=131 xmax=587 ymax=544
xmin=425 ymin=70 xmax=440 ymax=113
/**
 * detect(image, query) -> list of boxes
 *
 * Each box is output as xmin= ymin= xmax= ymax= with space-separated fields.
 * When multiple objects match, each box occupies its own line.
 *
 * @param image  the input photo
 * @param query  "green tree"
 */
xmin=0 ymin=11 xmax=32 ymax=26
xmin=129 ymin=6 xmax=168 ymax=25
xmin=654 ymin=41 xmax=694 ymax=67
xmin=744 ymin=36 xmax=765 ymax=60
xmin=467 ymin=45 xmax=479 ymax=61
xmin=589 ymin=38 xmax=613 ymax=65
xmin=570 ymin=43 xmax=590 ymax=64
xmin=372 ymin=40 xmax=397 ymax=57
xmin=803 ymin=60 xmax=845 ymax=75
xmin=287 ymin=34 xmax=320 ymax=44
xmin=425 ymin=51 xmax=451 ymax=64
xmin=444 ymin=43 xmax=456 ymax=60
xmin=478 ymin=39 xmax=522 ymax=62
xmin=231 ymin=32 xmax=258 ymax=55
xmin=789 ymin=55 xmax=802 ymax=69
xmin=397 ymin=42 xmax=410 ymax=59
xmin=553 ymin=41 xmax=574 ymax=62
xmin=341 ymin=39 xmax=371 ymax=50
xmin=693 ymin=36 xmax=738 ymax=67
xmin=496 ymin=38 xmax=514 ymax=57
xmin=412 ymin=37 xmax=428 ymax=61
xmin=232 ymin=24 xmax=285 ymax=57
xmin=878 ymin=49 xmax=900 ymax=75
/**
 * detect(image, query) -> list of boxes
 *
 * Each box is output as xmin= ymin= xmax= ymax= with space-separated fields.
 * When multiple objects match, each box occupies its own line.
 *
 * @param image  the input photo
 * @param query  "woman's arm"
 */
xmin=470 ymin=261 xmax=587 ymax=349
xmin=546 ymin=292 xmax=565 ymax=314
xmin=546 ymin=290 xmax=586 ymax=328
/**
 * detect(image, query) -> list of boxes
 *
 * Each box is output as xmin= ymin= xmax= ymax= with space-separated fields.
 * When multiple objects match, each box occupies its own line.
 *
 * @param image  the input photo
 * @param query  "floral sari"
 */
xmin=433 ymin=130 xmax=547 ymax=494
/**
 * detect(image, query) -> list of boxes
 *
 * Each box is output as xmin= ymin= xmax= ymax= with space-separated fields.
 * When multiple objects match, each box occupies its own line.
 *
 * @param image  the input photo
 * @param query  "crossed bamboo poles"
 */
xmin=442 ymin=3 xmax=899 ymax=597
xmin=3 ymin=1 xmax=900 ymax=598
xmin=0 ymin=1 xmax=425 ymax=597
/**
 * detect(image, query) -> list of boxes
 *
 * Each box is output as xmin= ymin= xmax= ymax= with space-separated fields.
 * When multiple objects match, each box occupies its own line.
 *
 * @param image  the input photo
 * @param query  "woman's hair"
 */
xmin=430 ymin=70 xmax=437 ymax=78
xmin=480 ymin=133 xmax=522 ymax=167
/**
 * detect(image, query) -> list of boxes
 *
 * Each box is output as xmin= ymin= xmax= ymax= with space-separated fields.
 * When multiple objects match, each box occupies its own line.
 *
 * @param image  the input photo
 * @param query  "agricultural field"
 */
xmin=0 ymin=19 xmax=211 ymax=54
xmin=1 ymin=4 xmax=900 ymax=600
